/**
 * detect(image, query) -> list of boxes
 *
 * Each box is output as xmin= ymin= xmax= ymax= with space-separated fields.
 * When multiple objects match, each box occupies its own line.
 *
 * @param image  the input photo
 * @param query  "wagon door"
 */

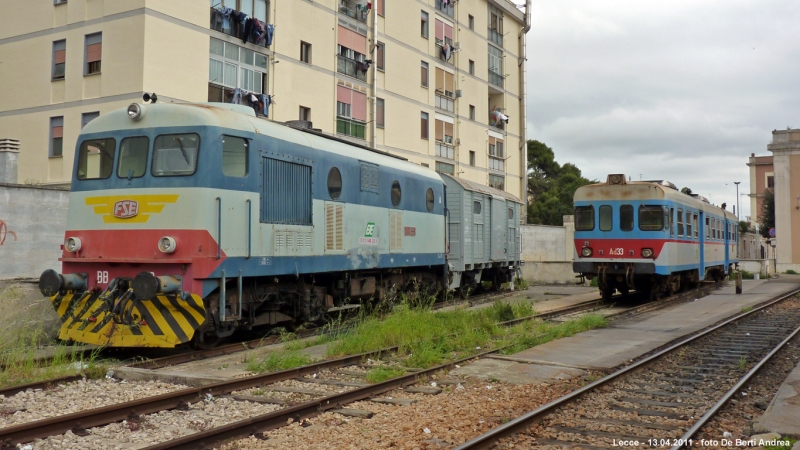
xmin=473 ymin=197 xmax=484 ymax=261
xmin=699 ymin=211 xmax=705 ymax=280
xmin=723 ymin=218 xmax=730 ymax=273
xmin=507 ymin=203 xmax=517 ymax=263
xmin=490 ymin=197 xmax=506 ymax=261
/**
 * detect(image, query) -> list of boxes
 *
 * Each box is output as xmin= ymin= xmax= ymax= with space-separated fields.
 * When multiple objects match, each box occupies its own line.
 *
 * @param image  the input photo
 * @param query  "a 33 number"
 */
xmin=609 ymin=248 xmax=624 ymax=256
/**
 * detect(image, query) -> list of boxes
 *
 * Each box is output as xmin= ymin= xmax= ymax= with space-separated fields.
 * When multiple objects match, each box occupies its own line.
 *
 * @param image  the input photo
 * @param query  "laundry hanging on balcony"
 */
xmin=441 ymin=43 xmax=452 ymax=61
xmin=490 ymin=108 xmax=509 ymax=128
xmin=357 ymin=59 xmax=372 ymax=74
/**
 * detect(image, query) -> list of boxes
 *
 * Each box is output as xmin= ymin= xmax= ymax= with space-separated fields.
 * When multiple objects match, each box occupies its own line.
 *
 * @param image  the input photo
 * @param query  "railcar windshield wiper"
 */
xmin=175 ymin=137 xmax=191 ymax=165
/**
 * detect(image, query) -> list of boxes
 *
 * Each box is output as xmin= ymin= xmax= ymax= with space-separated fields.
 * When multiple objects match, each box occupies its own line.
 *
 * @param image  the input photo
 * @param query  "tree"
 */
xmin=738 ymin=220 xmax=750 ymax=235
xmin=758 ymin=188 xmax=775 ymax=239
xmin=526 ymin=140 xmax=594 ymax=226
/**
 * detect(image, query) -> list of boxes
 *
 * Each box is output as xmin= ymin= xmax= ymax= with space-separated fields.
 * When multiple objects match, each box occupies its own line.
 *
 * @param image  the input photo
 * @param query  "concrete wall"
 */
xmin=519 ymin=216 xmax=577 ymax=284
xmin=0 ymin=184 xmax=69 ymax=279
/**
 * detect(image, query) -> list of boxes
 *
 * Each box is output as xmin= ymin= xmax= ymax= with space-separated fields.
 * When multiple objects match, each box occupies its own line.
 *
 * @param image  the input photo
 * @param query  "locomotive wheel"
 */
xmin=192 ymin=330 xmax=222 ymax=350
xmin=601 ymin=286 xmax=615 ymax=301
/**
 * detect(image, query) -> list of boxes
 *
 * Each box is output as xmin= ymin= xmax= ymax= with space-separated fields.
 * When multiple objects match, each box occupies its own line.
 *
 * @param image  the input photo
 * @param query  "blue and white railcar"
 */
xmin=572 ymin=174 xmax=739 ymax=300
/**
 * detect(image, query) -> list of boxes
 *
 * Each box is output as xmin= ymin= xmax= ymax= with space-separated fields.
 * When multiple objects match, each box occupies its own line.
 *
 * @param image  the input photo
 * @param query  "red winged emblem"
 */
xmin=113 ymin=200 xmax=139 ymax=219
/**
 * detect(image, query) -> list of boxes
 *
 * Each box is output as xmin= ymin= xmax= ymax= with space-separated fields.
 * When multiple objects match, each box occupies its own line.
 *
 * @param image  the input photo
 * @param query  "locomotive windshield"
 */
xmin=77 ymin=138 xmax=115 ymax=180
xmin=152 ymin=133 xmax=200 ymax=176
xmin=575 ymin=206 xmax=594 ymax=231
xmin=639 ymin=205 xmax=665 ymax=231
xmin=117 ymin=136 xmax=149 ymax=178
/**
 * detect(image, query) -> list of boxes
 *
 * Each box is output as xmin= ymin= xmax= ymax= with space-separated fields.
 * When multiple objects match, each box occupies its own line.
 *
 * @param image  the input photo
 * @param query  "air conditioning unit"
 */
xmin=454 ymin=42 xmax=461 ymax=51
xmin=54 ymin=0 xmax=67 ymax=4
xmin=455 ymin=90 xmax=462 ymax=98
xmin=456 ymin=138 xmax=461 ymax=145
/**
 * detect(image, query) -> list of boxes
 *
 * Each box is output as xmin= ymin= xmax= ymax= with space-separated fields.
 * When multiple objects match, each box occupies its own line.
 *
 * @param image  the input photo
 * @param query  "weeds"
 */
xmin=499 ymin=314 xmax=608 ymax=355
xmin=739 ymin=356 xmax=747 ymax=370
xmin=365 ymin=366 xmax=405 ymax=383
xmin=784 ymin=269 xmax=799 ymax=275
xmin=742 ymin=306 xmax=754 ymax=313
xmin=765 ymin=436 xmax=796 ymax=450
xmin=740 ymin=270 xmax=756 ymax=280
xmin=247 ymin=349 xmax=313 ymax=373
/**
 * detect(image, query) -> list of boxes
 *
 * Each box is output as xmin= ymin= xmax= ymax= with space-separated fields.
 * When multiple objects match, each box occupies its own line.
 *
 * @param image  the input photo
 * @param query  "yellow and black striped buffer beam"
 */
xmin=50 ymin=292 xmax=206 ymax=348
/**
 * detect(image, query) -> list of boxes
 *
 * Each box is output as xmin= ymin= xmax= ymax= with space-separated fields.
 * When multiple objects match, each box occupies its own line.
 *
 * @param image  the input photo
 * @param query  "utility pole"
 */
xmin=734 ymin=182 xmax=741 ymax=220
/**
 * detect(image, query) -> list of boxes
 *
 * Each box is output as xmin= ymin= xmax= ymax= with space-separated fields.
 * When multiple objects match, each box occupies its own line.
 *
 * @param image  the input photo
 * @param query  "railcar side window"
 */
xmin=670 ymin=207 xmax=675 ymax=237
xmin=694 ymin=214 xmax=699 ymax=239
xmin=391 ymin=180 xmax=401 ymax=207
xmin=474 ymin=201 xmax=482 ymax=214
xmin=685 ymin=210 xmax=692 ymax=237
xmin=677 ymin=209 xmax=684 ymax=236
xmin=599 ymin=205 xmax=612 ymax=231
xmin=639 ymin=205 xmax=664 ymax=231
xmin=117 ymin=137 xmax=148 ymax=179
xmin=222 ymin=136 xmax=247 ymax=177
xmin=328 ymin=167 xmax=342 ymax=200
xmin=508 ymin=207 xmax=514 ymax=219
xmin=152 ymin=133 xmax=200 ymax=176
xmin=620 ymin=205 xmax=633 ymax=231
xmin=427 ymin=188 xmax=435 ymax=212
xmin=574 ymin=206 xmax=594 ymax=231
xmin=706 ymin=217 xmax=710 ymax=239
xmin=77 ymin=138 xmax=115 ymax=180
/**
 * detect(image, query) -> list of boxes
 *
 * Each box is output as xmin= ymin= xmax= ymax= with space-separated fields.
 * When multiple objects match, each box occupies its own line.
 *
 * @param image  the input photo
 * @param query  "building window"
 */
xmin=299 ymin=106 xmax=311 ymax=122
xmin=50 ymin=117 xmax=63 ymax=158
xmin=377 ymin=0 xmax=384 ymax=16
xmin=488 ymin=5 xmax=504 ymax=46
xmin=421 ymin=112 xmax=429 ymax=139
xmin=488 ymin=174 xmax=505 ymax=190
xmin=421 ymin=61 xmax=429 ymax=87
xmin=435 ymin=118 xmax=454 ymax=159
xmin=300 ymin=41 xmax=312 ymax=63
xmin=435 ymin=0 xmax=453 ymax=17
xmin=468 ymin=15 xmax=475 ymax=30
xmin=52 ymin=40 xmax=66 ymax=80
xmin=84 ymin=32 xmax=102 ymax=75
xmin=421 ymin=11 xmax=429 ymax=38
xmin=469 ymin=105 xmax=475 ymax=120
xmin=376 ymin=98 xmax=385 ymax=128
xmin=81 ymin=112 xmax=99 ymax=128
xmin=436 ymin=161 xmax=454 ymax=175
xmin=469 ymin=151 xmax=475 ymax=166
xmin=488 ymin=44 xmax=503 ymax=88
xmin=469 ymin=60 xmax=475 ymax=75
xmin=337 ymin=43 xmax=368 ymax=82
xmin=767 ymin=175 xmax=774 ymax=189
xmin=435 ymin=68 xmax=454 ymax=98
xmin=376 ymin=42 xmax=385 ymax=71
xmin=208 ymin=38 xmax=267 ymax=102
xmin=337 ymin=85 xmax=367 ymax=139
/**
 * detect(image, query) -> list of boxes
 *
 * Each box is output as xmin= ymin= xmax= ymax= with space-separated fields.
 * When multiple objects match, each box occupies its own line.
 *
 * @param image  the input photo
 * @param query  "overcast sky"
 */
xmin=521 ymin=0 xmax=800 ymax=219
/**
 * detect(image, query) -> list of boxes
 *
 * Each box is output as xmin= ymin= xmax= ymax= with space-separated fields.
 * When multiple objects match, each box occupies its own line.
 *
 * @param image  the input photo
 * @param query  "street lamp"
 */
xmin=734 ymin=182 xmax=741 ymax=220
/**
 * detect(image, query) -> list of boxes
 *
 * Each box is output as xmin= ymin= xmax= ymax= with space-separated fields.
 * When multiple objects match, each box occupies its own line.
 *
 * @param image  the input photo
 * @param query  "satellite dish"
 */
xmin=369 ymin=43 xmax=376 ymax=54
xmin=143 ymin=92 xmax=158 ymax=104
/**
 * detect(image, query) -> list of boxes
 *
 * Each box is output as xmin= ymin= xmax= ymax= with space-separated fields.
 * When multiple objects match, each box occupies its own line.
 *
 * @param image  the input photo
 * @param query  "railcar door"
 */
xmin=490 ymin=197 xmax=506 ymax=261
xmin=724 ymin=219 xmax=730 ymax=274
xmin=507 ymin=203 xmax=517 ymax=264
xmin=473 ymin=197 xmax=485 ymax=260
xmin=699 ymin=211 xmax=705 ymax=280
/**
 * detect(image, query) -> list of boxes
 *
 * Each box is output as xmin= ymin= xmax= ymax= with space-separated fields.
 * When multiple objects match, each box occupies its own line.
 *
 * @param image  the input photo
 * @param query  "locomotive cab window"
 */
xmin=705 ymin=217 xmax=710 ymax=238
xmin=391 ymin=180 xmax=401 ymax=207
xmin=599 ymin=205 xmax=612 ymax=231
xmin=117 ymin=136 xmax=148 ymax=179
xmin=694 ymin=214 xmax=699 ymax=238
xmin=574 ymin=206 xmax=594 ymax=231
xmin=328 ymin=167 xmax=342 ymax=200
xmin=77 ymin=138 xmax=115 ymax=180
xmin=684 ymin=210 xmax=692 ymax=237
xmin=426 ymin=188 xmax=435 ymax=212
xmin=665 ymin=209 xmax=671 ymax=235
xmin=620 ymin=205 xmax=633 ymax=231
xmin=670 ymin=207 xmax=675 ymax=237
xmin=152 ymin=133 xmax=200 ymax=176
xmin=222 ymin=136 xmax=247 ymax=177
xmin=639 ymin=205 xmax=664 ymax=231
xmin=677 ymin=209 xmax=684 ymax=236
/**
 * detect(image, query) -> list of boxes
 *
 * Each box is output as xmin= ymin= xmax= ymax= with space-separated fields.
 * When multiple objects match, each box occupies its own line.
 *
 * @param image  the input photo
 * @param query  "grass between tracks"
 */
xmin=248 ymin=293 xmax=608 ymax=375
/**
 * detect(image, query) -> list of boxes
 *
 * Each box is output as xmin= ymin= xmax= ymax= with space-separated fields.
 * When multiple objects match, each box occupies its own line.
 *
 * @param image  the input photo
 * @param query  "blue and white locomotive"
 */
xmin=572 ymin=174 xmax=739 ymax=300
xmin=38 ymin=102 xmax=523 ymax=347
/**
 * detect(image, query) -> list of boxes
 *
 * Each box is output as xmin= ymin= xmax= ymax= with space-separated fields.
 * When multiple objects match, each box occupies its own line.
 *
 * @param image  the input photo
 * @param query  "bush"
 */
xmin=785 ymin=269 xmax=799 ymax=275
xmin=740 ymin=270 xmax=755 ymax=280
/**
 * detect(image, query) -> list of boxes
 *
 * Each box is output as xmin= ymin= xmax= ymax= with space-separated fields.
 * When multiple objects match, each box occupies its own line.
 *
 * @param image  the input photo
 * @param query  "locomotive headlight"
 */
xmin=641 ymin=248 xmax=654 ymax=258
xmin=581 ymin=247 xmax=593 ymax=257
xmin=127 ymin=103 xmax=144 ymax=120
xmin=158 ymin=236 xmax=177 ymax=254
xmin=64 ymin=237 xmax=82 ymax=253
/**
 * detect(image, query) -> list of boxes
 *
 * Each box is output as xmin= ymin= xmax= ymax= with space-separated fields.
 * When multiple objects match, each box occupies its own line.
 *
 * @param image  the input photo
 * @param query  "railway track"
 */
xmin=454 ymin=288 xmax=800 ymax=449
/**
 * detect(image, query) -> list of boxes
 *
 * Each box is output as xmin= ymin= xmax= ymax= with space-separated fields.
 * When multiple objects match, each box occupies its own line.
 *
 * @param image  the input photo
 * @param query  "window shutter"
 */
xmin=377 ymin=0 xmax=384 ymax=16
xmin=55 ymin=49 xmax=66 ymax=64
xmin=444 ymin=23 xmax=453 ymax=40
xmin=52 ymin=126 xmax=63 ymax=138
xmin=445 ymin=72 xmax=454 ymax=93
xmin=435 ymin=19 xmax=444 ymax=41
xmin=421 ymin=63 xmax=428 ymax=86
xmin=445 ymin=122 xmax=453 ymax=139
xmin=435 ymin=68 xmax=444 ymax=91
xmin=87 ymin=43 xmax=102 ymax=62
xmin=376 ymin=99 xmax=384 ymax=126
xmin=435 ymin=120 xmax=444 ymax=141
xmin=377 ymin=43 xmax=384 ymax=69
xmin=337 ymin=85 xmax=353 ymax=105
xmin=352 ymin=91 xmax=367 ymax=122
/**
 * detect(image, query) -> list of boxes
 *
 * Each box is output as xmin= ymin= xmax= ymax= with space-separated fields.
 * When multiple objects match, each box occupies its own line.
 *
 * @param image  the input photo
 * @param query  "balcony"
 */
xmin=435 ymin=93 xmax=454 ymax=112
xmin=488 ymin=27 xmax=503 ymax=47
xmin=337 ymin=55 xmax=367 ymax=81
xmin=337 ymin=117 xmax=366 ymax=139
xmin=210 ymin=7 xmax=268 ymax=47
xmin=436 ymin=141 xmax=454 ymax=159
xmin=435 ymin=39 xmax=454 ymax=64
xmin=489 ymin=157 xmax=504 ymax=172
xmin=435 ymin=0 xmax=454 ymax=17
xmin=489 ymin=70 xmax=504 ymax=89
xmin=339 ymin=0 xmax=368 ymax=23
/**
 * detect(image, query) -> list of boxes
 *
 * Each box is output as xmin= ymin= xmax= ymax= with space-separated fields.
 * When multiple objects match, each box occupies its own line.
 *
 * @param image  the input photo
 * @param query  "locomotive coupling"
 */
xmin=38 ymin=269 xmax=86 ymax=296
xmin=131 ymin=272 xmax=181 ymax=299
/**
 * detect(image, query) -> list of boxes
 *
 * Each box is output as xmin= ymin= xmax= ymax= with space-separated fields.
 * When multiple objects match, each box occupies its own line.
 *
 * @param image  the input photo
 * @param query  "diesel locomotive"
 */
xmin=38 ymin=102 xmax=523 ymax=348
xmin=573 ymin=174 xmax=739 ymax=300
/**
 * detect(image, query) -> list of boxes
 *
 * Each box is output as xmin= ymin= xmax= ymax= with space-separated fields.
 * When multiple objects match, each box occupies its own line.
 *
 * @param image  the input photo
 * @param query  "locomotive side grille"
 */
xmin=261 ymin=157 xmax=312 ymax=225
xmin=325 ymin=203 xmax=344 ymax=251
xmin=390 ymin=210 xmax=403 ymax=252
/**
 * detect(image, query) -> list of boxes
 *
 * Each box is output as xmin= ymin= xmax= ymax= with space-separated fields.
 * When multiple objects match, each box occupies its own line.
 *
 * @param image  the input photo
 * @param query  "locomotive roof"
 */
xmin=441 ymin=174 xmax=522 ymax=204
xmin=574 ymin=180 xmax=737 ymax=219
xmin=81 ymin=102 xmax=443 ymax=184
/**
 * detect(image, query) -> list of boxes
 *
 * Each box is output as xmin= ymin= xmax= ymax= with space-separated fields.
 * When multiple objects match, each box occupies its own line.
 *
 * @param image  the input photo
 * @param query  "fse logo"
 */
xmin=364 ymin=222 xmax=376 ymax=237
xmin=113 ymin=200 xmax=139 ymax=219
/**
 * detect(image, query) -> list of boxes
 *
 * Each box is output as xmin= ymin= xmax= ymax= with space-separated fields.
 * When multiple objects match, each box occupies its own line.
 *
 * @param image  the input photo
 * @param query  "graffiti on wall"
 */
xmin=0 ymin=219 xmax=18 ymax=245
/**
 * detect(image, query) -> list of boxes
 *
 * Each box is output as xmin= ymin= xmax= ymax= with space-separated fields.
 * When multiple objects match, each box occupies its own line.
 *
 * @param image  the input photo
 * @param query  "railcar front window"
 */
xmin=599 ymin=205 xmax=612 ymax=231
xmin=639 ymin=205 xmax=664 ymax=231
xmin=575 ymin=206 xmax=594 ymax=231
xmin=222 ymin=136 xmax=247 ymax=177
xmin=117 ymin=137 xmax=148 ymax=179
xmin=77 ymin=138 xmax=115 ymax=180
xmin=152 ymin=133 xmax=200 ymax=176
xmin=620 ymin=205 xmax=633 ymax=231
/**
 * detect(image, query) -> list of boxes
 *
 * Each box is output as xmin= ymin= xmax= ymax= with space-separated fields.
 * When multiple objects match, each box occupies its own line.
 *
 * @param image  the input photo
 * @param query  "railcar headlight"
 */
xmin=64 ymin=237 xmax=82 ymax=253
xmin=642 ymin=248 xmax=654 ymax=258
xmin=127 ymin=103 xmax=144 ymax=120
xmin=158 ymin=236 xmax=177 ymax=254
xmin=581 ymin=247 xmax=593 ymax=257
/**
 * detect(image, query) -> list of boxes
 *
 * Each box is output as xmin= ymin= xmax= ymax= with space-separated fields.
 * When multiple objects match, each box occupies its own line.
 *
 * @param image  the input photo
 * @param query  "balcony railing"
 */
xmin=210 ymin=8 xmax=268 ymax=47
xmin=337 ymin=55 xmax=367 ymax=81
xmin=435 ymin=0 xmax=454 ymax=17
xmin=489 ymin=156 xmax=504 ymax=172
xmin=337 ymin=117 xmax=366 ymax=139
xmin=436 ymin=142 xmax=454 ymax=159
xmin=435 ymin=93 xmax=454 ymax=112
xmin=488 ymin=27 xmax=503 ymax=47
xmin=489 ymin=70 xmax=504 ymax=88
xmin=339 ymin=0 xmax=368 ymax=23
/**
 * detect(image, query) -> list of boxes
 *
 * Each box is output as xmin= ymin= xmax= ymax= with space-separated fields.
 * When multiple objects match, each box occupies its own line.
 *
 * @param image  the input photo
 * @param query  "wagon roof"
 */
xmin=441 ymin=174 xmax=522 ymax=204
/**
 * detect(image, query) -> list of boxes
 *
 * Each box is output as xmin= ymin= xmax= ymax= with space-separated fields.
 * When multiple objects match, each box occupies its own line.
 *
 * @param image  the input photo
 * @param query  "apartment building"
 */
xmin=0 ymin=0 xmax=530 ymax=203
xmin=746 ymin=153 xmax=774 ymax=226
xmin=767 ymin=129 xmax=800 ymax=272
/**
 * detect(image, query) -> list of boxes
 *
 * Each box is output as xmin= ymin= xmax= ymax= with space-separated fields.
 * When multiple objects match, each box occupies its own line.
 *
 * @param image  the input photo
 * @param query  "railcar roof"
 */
xmin=441 ymin=174 xmax=522 ymax=204
xmin=80 ymin=102 xmax=443 ymax=184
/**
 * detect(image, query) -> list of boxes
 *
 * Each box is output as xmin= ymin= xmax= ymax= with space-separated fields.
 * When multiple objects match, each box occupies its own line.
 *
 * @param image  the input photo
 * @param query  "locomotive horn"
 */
xmin=143 ymin=92 xmax=158 ymax=104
